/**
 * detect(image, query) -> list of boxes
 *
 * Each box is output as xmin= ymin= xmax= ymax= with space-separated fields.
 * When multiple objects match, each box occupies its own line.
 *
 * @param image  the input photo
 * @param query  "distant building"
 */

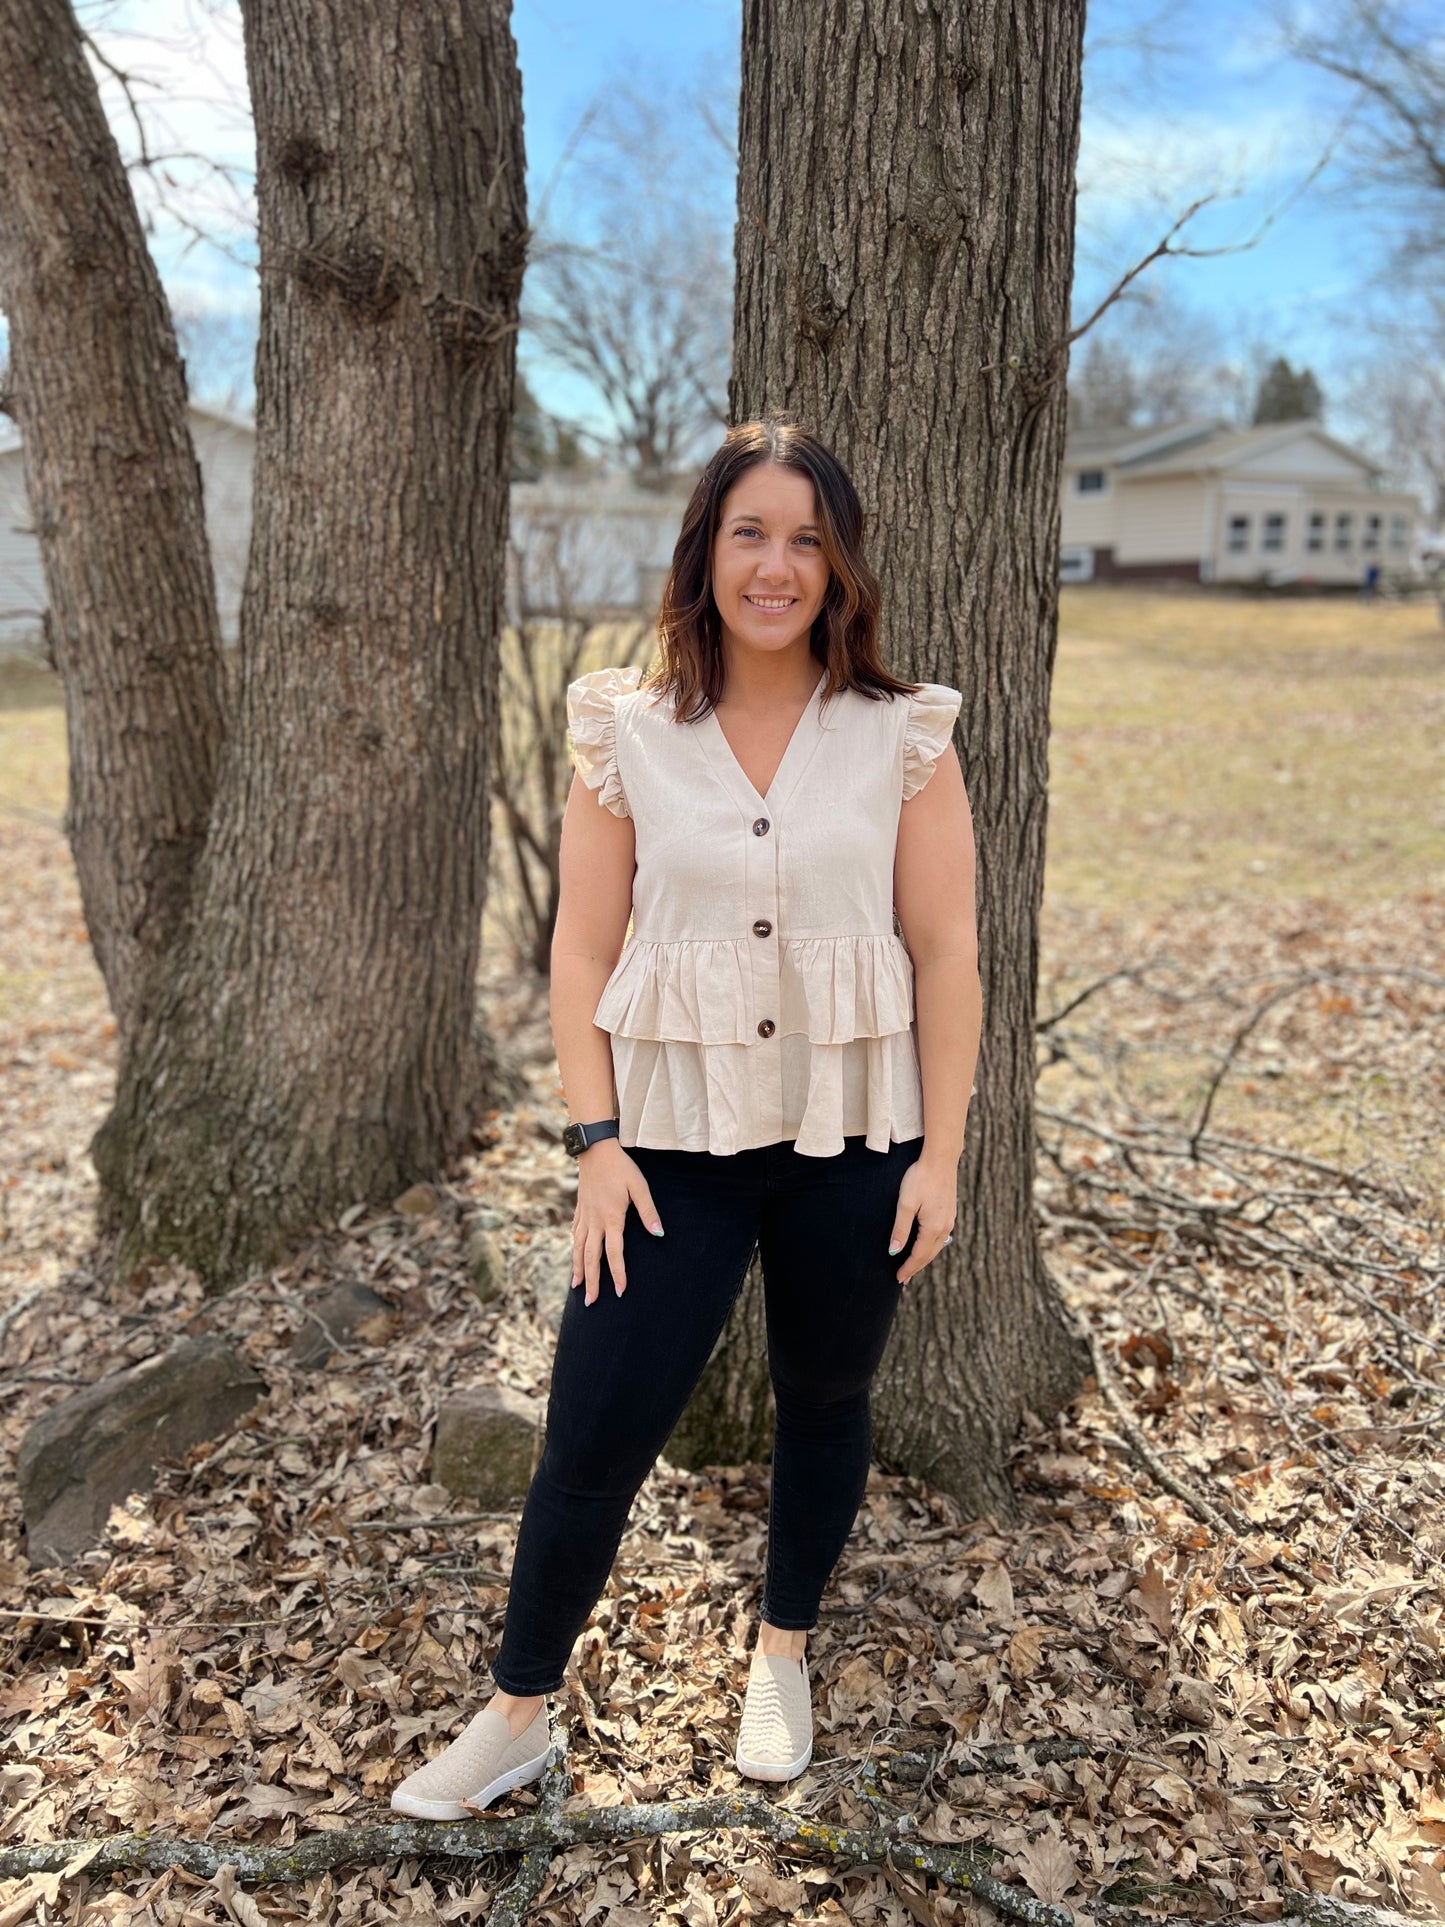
xmin=0 ymin=404 xmax=689 ymax=661
xmin=0 ymin=400 xmax=254 ymax=659
xmin=505 ymin=473 xmax=689 ymax=622
xmin=1060 ymin=419 xmax=1421 ymax=587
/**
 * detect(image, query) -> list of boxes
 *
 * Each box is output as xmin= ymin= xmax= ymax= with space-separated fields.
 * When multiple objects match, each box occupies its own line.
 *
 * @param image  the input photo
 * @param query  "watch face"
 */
xmin=563 ymin=1123 xmax=584 ymax=1155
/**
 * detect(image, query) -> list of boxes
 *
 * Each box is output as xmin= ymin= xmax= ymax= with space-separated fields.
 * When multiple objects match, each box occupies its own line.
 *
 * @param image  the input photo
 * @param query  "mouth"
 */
xmin=744 ymin=595 xmax=797 ymax=613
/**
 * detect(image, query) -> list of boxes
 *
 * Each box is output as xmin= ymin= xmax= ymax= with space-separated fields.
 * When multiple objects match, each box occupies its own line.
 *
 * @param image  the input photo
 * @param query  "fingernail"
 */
xmin=650 ymin=1223 xmax=664 ymax=1236
xmin=615 ymin=1281 xmax=624 ymax=1296
xmin=888 ymin=1242 xmax=900 ymax=1255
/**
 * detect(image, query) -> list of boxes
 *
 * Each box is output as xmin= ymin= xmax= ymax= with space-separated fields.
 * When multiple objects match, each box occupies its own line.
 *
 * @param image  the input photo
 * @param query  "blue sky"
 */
xmin=7 ymin=0 xmax=1406 ymax=450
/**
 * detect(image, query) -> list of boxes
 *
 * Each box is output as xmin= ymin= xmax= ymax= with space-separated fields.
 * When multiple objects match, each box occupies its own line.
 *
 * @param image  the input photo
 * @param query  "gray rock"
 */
xmin=513 ymin=1228 xmax=575 ymax=1332
xmin=431 ymin=1384 xmax=543 ymax=1505
xmin=393 ymin=1182 xmax=442 ymax=1217
xmin=18 ymin=1336 xmax=266 ymax=1567
xmin=288 ymin=1281 xmax=395 ymax=1368
xmin=465 ymin=1226 xmax=507 ymax=1305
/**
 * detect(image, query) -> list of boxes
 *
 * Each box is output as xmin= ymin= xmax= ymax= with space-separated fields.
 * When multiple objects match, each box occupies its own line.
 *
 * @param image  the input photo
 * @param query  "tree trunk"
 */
xmin=665 ymin=1258 xmax=775 ymax=1472
xmin=722 ymin=0 xmax=1090 ymax=1516
xmin=90 ymin=0 xmax=529 ymax=1286
xmin=0 ymin=0 xmax=226 ymax=1051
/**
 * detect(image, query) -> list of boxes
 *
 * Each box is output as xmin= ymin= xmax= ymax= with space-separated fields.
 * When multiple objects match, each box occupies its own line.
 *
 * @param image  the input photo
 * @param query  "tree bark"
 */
xmin=0 ymin=0 xmax=226 ymax=1051
xmin=89 ymin=0 xmax=529 ymax=1285
xmin=723 ymin=0 xmax=1090 ymax=1515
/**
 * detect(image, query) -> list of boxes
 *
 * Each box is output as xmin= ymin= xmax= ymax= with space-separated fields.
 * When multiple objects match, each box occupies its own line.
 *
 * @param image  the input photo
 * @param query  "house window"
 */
xmin=1262 ymin=513 xmax=1287 ymax=553
xmin=1059 ymin=546 xmax=1096 ymax=583
xmin=1306 ymin=512 xmax=1325 ymax=553
xmin=1389 ymin=514 xmax=1408 ymax=551
xmin=1334 ymin=512 xmax=1353 ymax=552
xmin=1363 ymin=512 xmax=1381 ymax=551
xmin=1226 ymin=514 xmax=1251 ymax=553
xmin=1075 ymin=469 xmax=1108 ymax=494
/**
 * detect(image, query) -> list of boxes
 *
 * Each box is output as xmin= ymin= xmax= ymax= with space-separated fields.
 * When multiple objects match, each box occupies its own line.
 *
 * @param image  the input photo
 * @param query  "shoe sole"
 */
xmin=734 ymin=1738 xmax=813 ymax=1782
xmin=390 ymin=1746 xmax=549 ymax=1821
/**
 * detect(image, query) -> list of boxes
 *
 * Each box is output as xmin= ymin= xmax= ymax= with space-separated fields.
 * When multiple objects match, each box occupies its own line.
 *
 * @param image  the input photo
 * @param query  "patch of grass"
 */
xmin=0 ymin=662 xmax=66 ymax=821
xmin=1048 ymin=588 xmax=1445 ymax=907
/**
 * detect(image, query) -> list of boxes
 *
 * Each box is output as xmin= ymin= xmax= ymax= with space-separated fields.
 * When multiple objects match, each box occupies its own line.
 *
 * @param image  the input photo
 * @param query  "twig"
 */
xmin=0 ymin=1286 xmax=47 ymax=1351
xmin=485 ymin=1709 xmax=573 ymax=1927
xmin=1081 ymin=1325 xmax=1249 ymax=1540
xmin=349 ymin=1514 xmax=510 ymax=1531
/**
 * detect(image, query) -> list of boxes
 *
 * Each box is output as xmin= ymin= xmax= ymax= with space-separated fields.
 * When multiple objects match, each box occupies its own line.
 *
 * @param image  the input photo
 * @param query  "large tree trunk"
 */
xmin=721 ymin=0 xmax=1089 ymax=1516
xmin=0 ymin=0 xmax=226 ymax=1051
xmin=90 ymin=0 xmax=529 ymax=1286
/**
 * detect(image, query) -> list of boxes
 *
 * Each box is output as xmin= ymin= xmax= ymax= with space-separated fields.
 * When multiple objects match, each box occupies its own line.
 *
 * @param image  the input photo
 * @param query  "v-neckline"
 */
xmin=698 ymin=669 xmax=827 ymax=814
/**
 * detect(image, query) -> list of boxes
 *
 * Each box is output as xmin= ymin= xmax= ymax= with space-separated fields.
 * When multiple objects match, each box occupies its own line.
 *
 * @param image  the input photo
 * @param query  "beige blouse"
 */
xmin=565 ymin=663 xmax=963 ymax=1157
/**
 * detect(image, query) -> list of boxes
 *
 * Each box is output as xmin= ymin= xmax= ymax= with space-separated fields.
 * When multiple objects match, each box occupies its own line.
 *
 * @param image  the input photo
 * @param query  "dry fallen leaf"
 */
xmin=974 ymin=1561 xmax=1015 ymax=1625
xmin=1015 ymin=1830 xmax=1082 ymax=1904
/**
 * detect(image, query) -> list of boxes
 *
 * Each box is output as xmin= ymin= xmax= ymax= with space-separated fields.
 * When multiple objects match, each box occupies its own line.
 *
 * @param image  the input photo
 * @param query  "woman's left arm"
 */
xmin=889 ymin=742 xmax=981 ymax=1284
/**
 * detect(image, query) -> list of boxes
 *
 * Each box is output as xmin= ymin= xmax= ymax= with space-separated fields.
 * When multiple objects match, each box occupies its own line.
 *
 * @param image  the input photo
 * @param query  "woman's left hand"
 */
xmin=887 ymin=1154 xmax=958 ymax=1285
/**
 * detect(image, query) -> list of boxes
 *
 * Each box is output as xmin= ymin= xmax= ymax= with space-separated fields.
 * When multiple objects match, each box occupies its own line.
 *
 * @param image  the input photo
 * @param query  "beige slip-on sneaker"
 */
xmin=390 ymin=1701 xmax=551 ymax=1820
xmin=734 ymin=1649 xmax=814 ymax=1782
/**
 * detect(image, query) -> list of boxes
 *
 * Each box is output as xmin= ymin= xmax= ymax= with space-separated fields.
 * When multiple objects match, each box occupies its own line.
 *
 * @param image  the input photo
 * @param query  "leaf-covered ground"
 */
xmin=2 ymin=594 xmax=1443 ymax=1926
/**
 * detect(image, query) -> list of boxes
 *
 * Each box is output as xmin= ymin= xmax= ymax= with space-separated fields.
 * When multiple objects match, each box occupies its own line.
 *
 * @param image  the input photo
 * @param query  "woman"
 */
xmin=391 ymin=415 xmax=980 ymax=1819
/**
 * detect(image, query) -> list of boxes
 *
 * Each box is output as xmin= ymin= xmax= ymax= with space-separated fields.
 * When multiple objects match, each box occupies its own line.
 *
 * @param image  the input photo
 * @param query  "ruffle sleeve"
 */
xmin=901 ymin=681 xmax=963 ymax=801
xmin=566 ymin=664 xmax=645 ymax=819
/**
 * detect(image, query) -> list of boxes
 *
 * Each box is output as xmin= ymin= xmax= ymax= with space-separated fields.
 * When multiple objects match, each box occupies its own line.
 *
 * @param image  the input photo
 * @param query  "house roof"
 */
xmin=1063 ymin=419 xmax=1227 ymax=466
xmin=0 ymin=396 xmax=255 ymax=461
xmin=1118 ymin=421 xmax=1382 ymax=481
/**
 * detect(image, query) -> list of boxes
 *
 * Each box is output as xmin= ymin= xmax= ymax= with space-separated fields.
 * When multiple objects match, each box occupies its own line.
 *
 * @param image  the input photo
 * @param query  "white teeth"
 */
xmin=746 ymin=596 xmax=794 ymax=609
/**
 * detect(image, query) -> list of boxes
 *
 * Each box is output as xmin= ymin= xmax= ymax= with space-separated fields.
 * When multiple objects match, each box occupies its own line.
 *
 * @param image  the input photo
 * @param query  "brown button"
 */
xmin=752 ymin=817 xmax=770 ymax=836
xmin=757 ymin=1018 xmax=776 ymax=1037
xmin=752 ymin=919 xmax=772 ymax=938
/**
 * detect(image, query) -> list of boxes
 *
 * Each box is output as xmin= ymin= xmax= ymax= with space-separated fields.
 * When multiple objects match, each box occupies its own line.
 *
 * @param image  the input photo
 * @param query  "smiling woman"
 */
xmin=389 ymin=414 xmax=980 ymax=1818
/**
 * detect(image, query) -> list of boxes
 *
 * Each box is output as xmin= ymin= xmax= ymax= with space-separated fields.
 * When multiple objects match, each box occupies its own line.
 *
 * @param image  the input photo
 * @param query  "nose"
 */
xmin=754 ymin=542 xmax=793 ymax=584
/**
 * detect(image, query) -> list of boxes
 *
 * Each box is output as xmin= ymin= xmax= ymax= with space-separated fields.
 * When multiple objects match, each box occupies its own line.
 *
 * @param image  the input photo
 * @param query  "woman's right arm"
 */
xmin=551 ymin=767 xmax=664 ymax=1305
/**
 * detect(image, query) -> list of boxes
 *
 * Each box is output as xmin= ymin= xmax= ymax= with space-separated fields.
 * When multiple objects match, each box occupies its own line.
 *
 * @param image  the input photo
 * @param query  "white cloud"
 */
xmin=1077 ymin=102 xmax=1323 ymax=228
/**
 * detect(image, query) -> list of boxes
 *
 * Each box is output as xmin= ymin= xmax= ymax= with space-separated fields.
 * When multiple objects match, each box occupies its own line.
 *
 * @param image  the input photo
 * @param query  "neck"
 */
xmin=717 ymin=640 xmax=821 ymax=710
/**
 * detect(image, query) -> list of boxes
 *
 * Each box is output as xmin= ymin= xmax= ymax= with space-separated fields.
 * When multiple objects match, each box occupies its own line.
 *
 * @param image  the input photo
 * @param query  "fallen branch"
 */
xmin=486 ymin=1712 xmax=573 ymax=1927
xmin=0 ymin=1774 xmax=1046 ymax=1926
xmin=2 ymin=1786 xmax=1416 ymax=1927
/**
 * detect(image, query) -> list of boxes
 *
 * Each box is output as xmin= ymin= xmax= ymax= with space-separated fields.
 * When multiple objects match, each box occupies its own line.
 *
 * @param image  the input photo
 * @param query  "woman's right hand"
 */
xmin=571 ymin=1141 xmax=664 ymax=1304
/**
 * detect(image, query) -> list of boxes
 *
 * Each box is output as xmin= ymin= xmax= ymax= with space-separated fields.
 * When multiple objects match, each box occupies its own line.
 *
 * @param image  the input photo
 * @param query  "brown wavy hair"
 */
xmin=645 ymin=414 xmax=922 ymax=723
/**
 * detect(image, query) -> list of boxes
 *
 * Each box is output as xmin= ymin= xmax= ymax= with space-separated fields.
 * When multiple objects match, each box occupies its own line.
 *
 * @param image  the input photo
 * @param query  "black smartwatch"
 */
xmin=563 ymin=1117 xmax=621 ymax=1157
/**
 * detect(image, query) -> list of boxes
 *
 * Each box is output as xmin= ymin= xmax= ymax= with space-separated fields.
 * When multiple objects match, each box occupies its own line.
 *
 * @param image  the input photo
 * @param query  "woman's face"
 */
xmin=711 ymin=462 xmax=830 ymax=662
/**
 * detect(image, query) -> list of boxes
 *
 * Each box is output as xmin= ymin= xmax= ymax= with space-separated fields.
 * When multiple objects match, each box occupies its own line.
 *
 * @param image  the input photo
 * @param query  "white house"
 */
xmin=505 ymin=472 xmax=687 ymax=622
xmin=1060 ymin=419 xmax=1421 ymax=587
xmin=0 ymin=399 xmax=255 ymax=658
xmin=0 ymin=403 xmax=687 ymax=659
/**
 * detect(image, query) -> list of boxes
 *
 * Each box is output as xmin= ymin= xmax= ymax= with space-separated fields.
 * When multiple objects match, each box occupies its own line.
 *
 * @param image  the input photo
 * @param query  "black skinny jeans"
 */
xmin=489 ymin=1132 xmax=925 ymax=1697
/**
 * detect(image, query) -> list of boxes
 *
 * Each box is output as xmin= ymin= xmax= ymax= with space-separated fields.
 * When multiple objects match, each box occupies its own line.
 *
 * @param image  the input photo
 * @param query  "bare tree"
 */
xmin=3 ymin=0 xmax=528 ymax=1288
xmin=171 ymin=300 xmax=260 ymax=417
xmin=522 ymin=79 xmax=733 ymax=484
xmin=1282 ymin=0 xmax=1445 ymax=279
xmin=0 ymin=0 xmax=227 ymax=1051
xmin=1278 ymin=0 xmax=1442 ymax=509
xmin=1068 ymin=286 xmax=1239 ymax=426
xmin=1345 ymin=308 xmax=1445 ymax=519
xmin=492 ymin=507 xmax=651 ymax=975
xmin=707 ymin=0 xmax=1091 ymax=1519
